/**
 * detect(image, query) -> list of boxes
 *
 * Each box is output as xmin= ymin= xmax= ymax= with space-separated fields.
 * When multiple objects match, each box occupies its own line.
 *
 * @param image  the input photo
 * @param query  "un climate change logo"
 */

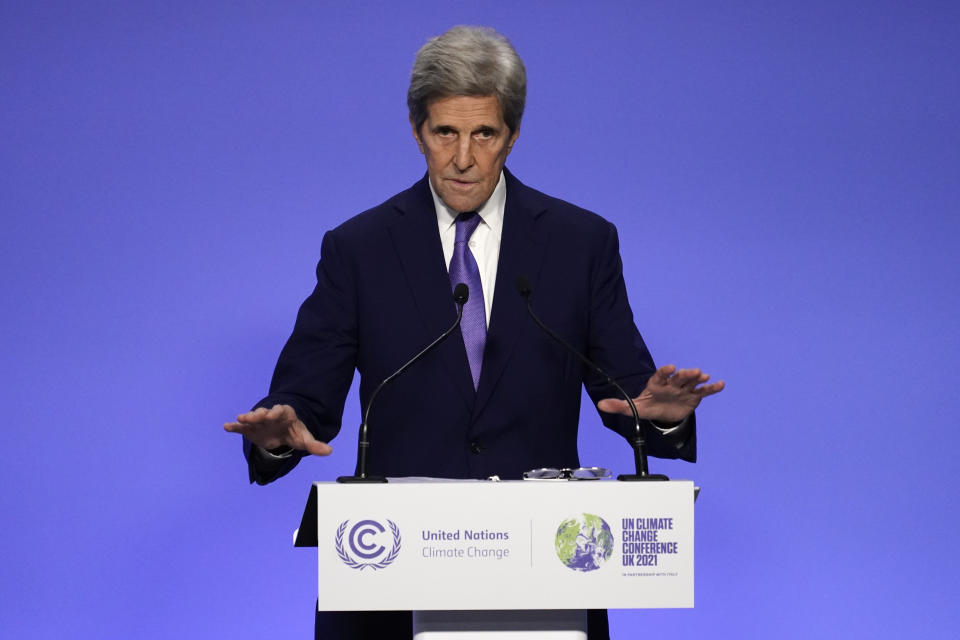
xmin=555 ymin=513 xmax=614 ymax=572
xmin=335 ymin=519 xmax=401 ymax=570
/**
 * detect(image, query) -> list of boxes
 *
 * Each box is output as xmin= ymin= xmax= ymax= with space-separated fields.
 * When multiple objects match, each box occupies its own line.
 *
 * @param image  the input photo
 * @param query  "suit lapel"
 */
xmin=386 ymin=175 xmax=476 ymax=410
xmin=473 ymin=170 xmax=548 ymax=418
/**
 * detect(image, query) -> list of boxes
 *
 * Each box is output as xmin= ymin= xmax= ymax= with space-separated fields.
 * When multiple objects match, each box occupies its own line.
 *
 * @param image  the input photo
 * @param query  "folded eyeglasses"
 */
xmin=522 ymin=467 xmax=612 ymax=480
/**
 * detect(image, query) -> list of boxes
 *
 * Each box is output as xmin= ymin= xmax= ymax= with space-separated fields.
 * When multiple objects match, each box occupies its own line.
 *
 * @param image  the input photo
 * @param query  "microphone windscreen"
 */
xmin=515 ymin=274 xmax=532 ymax=298
xmin=453 ymin=283 xmax=469 ymax=305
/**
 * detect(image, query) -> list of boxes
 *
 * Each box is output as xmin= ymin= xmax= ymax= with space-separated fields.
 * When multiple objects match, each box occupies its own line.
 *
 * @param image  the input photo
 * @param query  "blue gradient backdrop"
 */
xmin=2 ymin=1 xmax=958 ymax=637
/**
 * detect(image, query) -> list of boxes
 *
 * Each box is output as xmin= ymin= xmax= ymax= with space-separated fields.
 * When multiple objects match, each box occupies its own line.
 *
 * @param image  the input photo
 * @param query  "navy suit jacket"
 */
xmin=246 ymin=169 xmax=695 ymax=484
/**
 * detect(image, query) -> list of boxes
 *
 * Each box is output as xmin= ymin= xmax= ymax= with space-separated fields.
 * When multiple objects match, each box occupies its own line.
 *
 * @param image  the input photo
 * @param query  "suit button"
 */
xmin=469 ymin=441 xmax=483 ymax=454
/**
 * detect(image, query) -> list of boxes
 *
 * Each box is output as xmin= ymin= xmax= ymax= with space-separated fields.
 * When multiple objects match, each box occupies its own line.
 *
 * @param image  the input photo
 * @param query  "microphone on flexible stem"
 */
xmin=337 ymin=283 xmax=470 ymax=483
xmin=515 ymin=275 xmax=667 ymax=481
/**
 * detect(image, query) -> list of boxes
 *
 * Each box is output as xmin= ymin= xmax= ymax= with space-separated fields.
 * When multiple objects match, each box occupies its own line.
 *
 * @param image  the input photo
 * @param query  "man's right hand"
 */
xmin=223 ymin=404 xmax=333 ymax=456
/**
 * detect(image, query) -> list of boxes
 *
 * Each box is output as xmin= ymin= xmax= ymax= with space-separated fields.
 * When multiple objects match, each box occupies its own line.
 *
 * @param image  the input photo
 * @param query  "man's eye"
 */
xmin=475 ymin=130 xmax=494 ymax=139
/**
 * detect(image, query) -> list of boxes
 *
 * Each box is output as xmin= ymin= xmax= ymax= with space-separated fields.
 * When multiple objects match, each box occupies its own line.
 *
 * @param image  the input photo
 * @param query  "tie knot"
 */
xmin=455 ymin=211 xmax=482 ymax=242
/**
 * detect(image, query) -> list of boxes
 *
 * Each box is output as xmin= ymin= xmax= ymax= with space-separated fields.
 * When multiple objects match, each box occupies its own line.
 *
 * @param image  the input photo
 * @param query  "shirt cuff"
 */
xmin=651 ymin=415 xmax=689 ymax=436
xmin=255 ymin=444 xmax=294 ymax=460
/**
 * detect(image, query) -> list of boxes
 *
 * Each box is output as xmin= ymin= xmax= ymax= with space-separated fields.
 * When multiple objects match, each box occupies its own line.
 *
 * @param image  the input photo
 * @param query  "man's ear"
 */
xmin=410 ymin=117 xmax=425 ymax=154
xmin=506 ymin=127 xmax=520 ymax=154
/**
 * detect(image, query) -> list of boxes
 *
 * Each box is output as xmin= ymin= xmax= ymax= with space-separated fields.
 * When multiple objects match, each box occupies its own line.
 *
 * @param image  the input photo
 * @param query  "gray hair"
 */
xmin=408 ymin=26 xmax=527 ymax=134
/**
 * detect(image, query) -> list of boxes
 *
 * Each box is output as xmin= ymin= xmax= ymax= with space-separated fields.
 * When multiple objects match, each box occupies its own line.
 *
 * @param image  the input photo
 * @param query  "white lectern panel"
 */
xmin=308 ymin=480 xmax=694 ymax=611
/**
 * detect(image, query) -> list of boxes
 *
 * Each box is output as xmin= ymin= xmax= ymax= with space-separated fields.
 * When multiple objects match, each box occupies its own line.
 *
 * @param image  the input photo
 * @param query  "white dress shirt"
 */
xmin=429 ymin=171 xmax=506 ymax=328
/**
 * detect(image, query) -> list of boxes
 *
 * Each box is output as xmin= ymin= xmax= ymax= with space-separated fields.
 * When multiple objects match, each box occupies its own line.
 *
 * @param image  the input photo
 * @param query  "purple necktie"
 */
xmin=449 ymin=212 xmax=486 ymax=389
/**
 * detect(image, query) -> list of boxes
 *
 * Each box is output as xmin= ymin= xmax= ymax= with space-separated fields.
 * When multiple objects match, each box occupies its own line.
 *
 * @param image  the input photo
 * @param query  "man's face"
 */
xmin=412 ymin=95 xmax=519 ymax=213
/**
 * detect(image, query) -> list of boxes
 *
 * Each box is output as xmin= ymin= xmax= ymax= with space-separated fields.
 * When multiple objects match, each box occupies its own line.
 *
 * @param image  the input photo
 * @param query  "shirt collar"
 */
xmin=430 ymin=171 xmax=506 ymax=233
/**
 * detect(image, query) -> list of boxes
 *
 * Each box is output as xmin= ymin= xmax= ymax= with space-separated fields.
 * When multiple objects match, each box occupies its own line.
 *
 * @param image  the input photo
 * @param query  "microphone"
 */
xmin=337 ymin=283 xmax=470 ymax=483
xmin=515 ymin=275 xmax=667 ymax=481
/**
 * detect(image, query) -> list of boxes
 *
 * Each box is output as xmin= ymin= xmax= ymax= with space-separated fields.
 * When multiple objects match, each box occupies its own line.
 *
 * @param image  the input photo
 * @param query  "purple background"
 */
xmin=2 ymin=1 xmax=958 ymax=637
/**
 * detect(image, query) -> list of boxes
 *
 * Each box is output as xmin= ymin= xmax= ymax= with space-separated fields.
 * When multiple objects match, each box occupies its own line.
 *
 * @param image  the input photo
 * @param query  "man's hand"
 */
xmin=597 ymin=364 xmax=725 ymax=424
xmin=223 ymin=404 xmax=333 ymax=456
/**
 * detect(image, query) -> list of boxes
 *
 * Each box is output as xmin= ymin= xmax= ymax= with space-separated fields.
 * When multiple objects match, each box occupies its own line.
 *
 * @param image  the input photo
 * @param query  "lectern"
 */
xmin=296 ymin=479 xmax=695 ymax=638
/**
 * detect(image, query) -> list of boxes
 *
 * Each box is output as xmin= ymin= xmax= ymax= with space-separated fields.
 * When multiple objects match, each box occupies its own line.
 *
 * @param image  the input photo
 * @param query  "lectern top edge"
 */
xmin=294 ymin=479 xmax=698 ymax=548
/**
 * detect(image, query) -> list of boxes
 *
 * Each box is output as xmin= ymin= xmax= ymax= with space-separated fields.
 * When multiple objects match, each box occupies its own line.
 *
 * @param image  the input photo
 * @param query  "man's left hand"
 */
xmin=597 ymin=364 xmax=725 ymax=423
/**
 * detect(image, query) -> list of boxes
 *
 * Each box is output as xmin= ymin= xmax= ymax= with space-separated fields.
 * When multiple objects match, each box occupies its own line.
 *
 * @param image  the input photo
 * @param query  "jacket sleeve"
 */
xmin=581 ymin=221 xmax=697 ymax=463
xmin=245 ymin=229 xmax=360 ymax=484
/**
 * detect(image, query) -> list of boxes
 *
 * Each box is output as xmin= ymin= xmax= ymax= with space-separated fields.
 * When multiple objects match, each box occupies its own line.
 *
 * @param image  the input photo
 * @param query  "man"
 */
xmin=225 ymin=26 xmax=723 ymax=639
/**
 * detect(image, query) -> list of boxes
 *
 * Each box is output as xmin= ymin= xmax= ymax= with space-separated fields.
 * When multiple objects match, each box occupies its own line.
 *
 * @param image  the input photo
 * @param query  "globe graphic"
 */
xmin=555 ymin=513 xmax=614 ymax=571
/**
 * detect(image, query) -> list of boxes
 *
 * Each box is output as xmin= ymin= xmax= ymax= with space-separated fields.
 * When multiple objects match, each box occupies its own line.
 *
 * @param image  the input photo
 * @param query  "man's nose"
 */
xmin=452 ymin=139 xmax=474 ymax=171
